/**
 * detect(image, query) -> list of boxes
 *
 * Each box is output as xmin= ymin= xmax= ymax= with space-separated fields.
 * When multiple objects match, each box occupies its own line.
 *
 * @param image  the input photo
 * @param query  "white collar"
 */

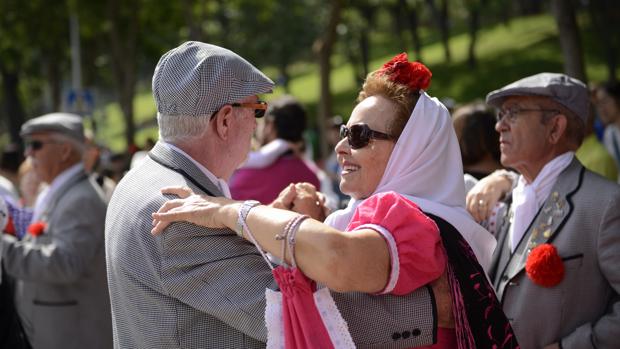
xmin=516 ymin=151 xmax=574 ymax=208
xmin=162 ymin=142 xmax=231 ymax=198
xmin=33 ymin=163 xmax=84 ymax=222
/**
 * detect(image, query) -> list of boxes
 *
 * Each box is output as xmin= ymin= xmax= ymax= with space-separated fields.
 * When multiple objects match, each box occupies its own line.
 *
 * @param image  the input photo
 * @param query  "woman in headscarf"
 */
xmin=152 ymin=54 xmax=518 ymax=348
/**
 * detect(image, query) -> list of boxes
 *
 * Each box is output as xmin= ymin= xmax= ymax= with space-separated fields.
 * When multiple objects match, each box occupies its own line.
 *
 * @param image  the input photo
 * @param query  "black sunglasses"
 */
xmin=25 ymin=140 xmax=60 ymax=151
xmin=230 ymin=101 xmax=268 ymax=118
xmin=339 ymin=123 xmax=395 ymax=149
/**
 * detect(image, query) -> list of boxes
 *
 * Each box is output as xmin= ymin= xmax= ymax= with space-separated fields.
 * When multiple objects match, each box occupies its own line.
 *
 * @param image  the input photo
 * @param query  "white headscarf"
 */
xmin=325 ymin=92 xmax=496 ymax=271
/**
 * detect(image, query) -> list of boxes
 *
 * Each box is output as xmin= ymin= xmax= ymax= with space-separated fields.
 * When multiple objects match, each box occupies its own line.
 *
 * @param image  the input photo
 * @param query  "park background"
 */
xmin=0 ymin=0 xmax=618 ymax=166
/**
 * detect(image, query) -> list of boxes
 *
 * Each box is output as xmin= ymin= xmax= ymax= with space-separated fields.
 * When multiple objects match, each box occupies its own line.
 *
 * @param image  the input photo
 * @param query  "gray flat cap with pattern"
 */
xmin=152 ymin=41 xmax=274 ymax=117
xmin=20 ymin=113 xmax=85 ymax=142
xmin=486 ymin=72 xmax=589 ymax=121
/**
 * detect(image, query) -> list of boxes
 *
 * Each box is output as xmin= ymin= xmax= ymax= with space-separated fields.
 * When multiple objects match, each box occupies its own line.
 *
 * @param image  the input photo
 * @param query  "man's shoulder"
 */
xmin=580 ymin=166 xmax=620 ymax=195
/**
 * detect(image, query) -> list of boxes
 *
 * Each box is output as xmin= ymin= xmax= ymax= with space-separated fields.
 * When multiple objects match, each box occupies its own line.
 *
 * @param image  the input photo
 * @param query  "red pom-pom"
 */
xmin=4 ymin=216 xmax=16 ymax=236
xmin=525 ymin=243 xmax=564 ymax=287
xmin=27 ymin=221 xmax=47 ymax=237
xmin=378 ymin=53 xmax=432 ymax=91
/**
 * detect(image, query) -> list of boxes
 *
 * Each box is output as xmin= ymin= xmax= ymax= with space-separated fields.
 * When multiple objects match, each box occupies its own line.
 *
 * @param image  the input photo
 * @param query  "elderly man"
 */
xmin=105 ymin=41 xmax=448 ymax=348
xmin=2 ymin=113 xmax=112 ymax=349
xmin=467 ymin=73 xmax=620 ymax=349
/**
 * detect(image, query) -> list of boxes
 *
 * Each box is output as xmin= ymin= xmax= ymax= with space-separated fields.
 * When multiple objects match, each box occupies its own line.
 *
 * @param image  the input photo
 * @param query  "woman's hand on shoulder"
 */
xmin=151 ymin=186 xmax=237 ymax=234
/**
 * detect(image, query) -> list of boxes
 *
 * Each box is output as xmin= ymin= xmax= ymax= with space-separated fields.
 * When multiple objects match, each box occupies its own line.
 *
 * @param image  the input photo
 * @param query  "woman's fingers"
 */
xmin=151 ymin=219 xmax=171 ymax=235
xmin=161 ymin=186 xmax=194 ymax=198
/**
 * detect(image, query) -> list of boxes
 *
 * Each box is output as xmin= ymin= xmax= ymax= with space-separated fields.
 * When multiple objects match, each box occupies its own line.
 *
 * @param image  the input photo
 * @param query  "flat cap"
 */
xmin=486 ymin=72 xmax=589 ymax=121
xmin=20 ymin=113 xmax=85 ymax=142
xmin=152 ymin=41 xmax=274 ymax=117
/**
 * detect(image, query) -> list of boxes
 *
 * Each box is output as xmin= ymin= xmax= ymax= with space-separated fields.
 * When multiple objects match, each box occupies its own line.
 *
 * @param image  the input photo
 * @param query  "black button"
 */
xmin=412 ymin=328 xmax=421 ymax=336
xmin=392 ymin=332 xmax=401 ymax=341
xmin=501 ymin=275 xmax=509 ymax=281
xmin=402 ymin=331 xmax=410 ymax=339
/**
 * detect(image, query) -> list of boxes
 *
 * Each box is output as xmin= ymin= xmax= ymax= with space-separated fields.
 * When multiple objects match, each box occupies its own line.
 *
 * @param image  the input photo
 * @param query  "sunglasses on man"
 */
xmin=231 ymin=101 xmax=268 ymax=118
xmin=25 ymin=139 xmax=62 ymax=151
xmin=339 ymin=123 xmax=395 ymax=149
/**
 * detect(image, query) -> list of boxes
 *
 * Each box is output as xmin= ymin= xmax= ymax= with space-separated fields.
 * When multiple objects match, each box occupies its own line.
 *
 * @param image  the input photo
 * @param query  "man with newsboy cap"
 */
xmin=466 ymin=73 xmax=620 ymax=349
xmin=105 ymin=41 xmax=449 ymax=348
xmin=2 ymin=113 xmax=112 ymax=349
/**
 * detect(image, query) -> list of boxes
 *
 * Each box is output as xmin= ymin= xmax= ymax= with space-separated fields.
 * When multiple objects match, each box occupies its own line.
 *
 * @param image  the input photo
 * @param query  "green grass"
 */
xmin=96 ymin=13 xmax=611 ymax=153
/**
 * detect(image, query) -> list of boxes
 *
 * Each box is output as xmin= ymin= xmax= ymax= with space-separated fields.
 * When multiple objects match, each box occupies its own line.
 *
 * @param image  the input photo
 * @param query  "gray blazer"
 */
xmin=489 ymin=159 xmax=620 ymax=349
xmin=105 ymin=142 xmax=437 ymax=349
xmin=2 ymin=168 xmax=112 ymax=349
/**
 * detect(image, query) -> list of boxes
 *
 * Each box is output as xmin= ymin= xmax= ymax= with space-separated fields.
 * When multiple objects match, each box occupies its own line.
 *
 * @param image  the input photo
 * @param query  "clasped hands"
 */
xmin=270 ymin=182 xmax=329 ymax=222
xmin=151 ymin=182 xmax=328 ymax=235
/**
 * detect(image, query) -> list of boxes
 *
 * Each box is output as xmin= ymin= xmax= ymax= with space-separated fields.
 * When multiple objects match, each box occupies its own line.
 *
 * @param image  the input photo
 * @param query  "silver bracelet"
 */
xmin=286 ymin=215 xmax=309 ymax=268
xmin=236 ymin=200 xmax=260 ymax=238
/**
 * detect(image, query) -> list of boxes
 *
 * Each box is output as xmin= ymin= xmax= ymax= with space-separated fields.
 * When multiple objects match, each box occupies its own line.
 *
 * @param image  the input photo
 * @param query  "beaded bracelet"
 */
xmin=286 ymin=214 xmax=309 ymax=268
xmin=235 ymin=200 xmax=260 ymax=238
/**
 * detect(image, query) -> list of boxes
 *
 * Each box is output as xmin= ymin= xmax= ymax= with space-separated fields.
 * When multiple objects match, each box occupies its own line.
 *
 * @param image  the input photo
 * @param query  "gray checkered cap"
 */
xmin=20 ymin=112 xmax=85 ymax=142
xmin=486 ymin=72 xmax=589 ymax=121
xmin=152 ymin=41 xmax=274 ymax=117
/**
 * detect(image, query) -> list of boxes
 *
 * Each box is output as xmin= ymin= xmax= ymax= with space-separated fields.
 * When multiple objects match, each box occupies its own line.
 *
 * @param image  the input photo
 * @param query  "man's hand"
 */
xmin=270 ymin=184 xmax=297 ymax=210
xmin=466 ymin=170 xmax=515 ymax=222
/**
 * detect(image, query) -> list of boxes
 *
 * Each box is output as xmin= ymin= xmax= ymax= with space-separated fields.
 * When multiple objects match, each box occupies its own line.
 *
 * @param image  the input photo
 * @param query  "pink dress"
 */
xmin=346 ymin=191 xmax=457 ymax=348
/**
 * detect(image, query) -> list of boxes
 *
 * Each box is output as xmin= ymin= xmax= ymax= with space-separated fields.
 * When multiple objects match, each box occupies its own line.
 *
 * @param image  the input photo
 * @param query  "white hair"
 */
xmin=157 ymin=113 xmax=211 ymax=143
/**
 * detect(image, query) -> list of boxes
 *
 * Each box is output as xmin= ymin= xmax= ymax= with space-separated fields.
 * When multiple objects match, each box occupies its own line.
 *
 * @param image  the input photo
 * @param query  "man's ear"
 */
xmin=212 ymin=105 xmax=234 ymax=140
xmin=59 ymin=142 xmax=73 ymax=162
xmin=548 ymin=114 xmax=568 ymax=145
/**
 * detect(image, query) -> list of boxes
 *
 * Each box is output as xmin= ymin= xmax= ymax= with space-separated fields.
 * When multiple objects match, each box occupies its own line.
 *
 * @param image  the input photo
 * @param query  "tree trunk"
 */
xmin=426 ymin=0 xmax=451 ymax=62
xmin=216 ymin=0 xmax=230 ymax=48
xmin=467 ymin=4 xmax=480 ymax=68
xmin=588 ymin=0 xmax=618 ymax=82
xmin=551 ymin=0 xmax=587 ymax=82
xmin=402 ymin=0 xmax=423 ymax=61
xmin=183 ymin=0 xmax=205 ymax=41
xmin=357 ymin=4 xmax=375 ymax=79
xmin=314 ymin=0 xmax=342 ymax=160
xmin=46 ymin=55 xmax=62 ymax=111
xmin=389 ymin=3 xmax=407 ymax=53
xmin=107 ymin=0 xmax=139 ymax=149
xmin=0 ymin=64 xmax=26 ymax=146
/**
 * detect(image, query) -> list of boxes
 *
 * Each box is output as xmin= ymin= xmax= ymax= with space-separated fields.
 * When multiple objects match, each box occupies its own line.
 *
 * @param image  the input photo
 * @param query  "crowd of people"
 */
xmin=0 ymin=40 xmax=618 ymax=349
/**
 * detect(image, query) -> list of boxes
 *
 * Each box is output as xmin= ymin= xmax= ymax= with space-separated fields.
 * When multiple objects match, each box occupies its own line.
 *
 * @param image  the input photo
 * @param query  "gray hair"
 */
xmin=157 ymin=113 xmax=211 ymax=143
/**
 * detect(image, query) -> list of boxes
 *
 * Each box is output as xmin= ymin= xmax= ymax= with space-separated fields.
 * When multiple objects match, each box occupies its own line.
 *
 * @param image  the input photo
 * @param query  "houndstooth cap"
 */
xmin=152 ymin=41 xmax=274 ymax=117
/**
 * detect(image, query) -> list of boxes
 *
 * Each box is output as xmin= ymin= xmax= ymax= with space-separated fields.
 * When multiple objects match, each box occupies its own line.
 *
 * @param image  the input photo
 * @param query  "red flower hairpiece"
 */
xmin=378 ymin=53 xmax=432 ymax=91
xmin=525 ymin=243 xmax=564 ymax=287
xmin=27 ymin=221 xmax=47 ymax=237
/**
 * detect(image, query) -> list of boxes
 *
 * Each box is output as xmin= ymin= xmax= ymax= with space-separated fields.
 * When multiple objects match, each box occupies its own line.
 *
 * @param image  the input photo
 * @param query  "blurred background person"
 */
xmin=83 ymin=129 xmax=116 ymax=202
xmin=322 ymin=115 xmax=350 ymax=208
xmin=230 ymin=96 xmax=321 ymax=205
xmin=452 ymin=102 xmax=503 ymax=192
xmin=2 ymin=113 xmax=112 ymax=349
xmin=571 ymin=84 xmax=618 ymax=181
xmin=593 ymin=81 xmax=620 ymax=182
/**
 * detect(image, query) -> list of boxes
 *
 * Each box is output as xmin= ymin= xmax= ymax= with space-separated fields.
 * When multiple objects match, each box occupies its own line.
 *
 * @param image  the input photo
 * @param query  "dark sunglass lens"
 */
xmin=255 ymin=109 xmax=265 ymax=118
xmin=348 ymin=124 xmax=369 ymax=149
xmin=28 ymin=140 xmax=44 ymax=150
